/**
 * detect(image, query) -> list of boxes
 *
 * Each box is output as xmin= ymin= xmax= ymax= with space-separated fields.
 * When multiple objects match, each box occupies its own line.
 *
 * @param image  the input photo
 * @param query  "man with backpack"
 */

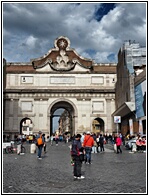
xmin=83 ymin=131 xmax=94 ymax=164
xmin=36 ymin=131 xmax=45 ymax=159
xmin=71 ymin=134 xmax=85 ymax=179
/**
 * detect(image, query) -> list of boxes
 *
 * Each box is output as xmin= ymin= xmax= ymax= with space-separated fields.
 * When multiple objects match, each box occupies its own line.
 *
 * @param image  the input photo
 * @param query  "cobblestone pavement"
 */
xmin=3 ymin=142 xmax=146 ymax=194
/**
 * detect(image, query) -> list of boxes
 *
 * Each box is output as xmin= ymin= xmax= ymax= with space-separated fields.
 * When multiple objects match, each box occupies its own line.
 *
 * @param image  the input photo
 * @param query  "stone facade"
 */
xmin=3 ymin=36 xmax=117 ymax=139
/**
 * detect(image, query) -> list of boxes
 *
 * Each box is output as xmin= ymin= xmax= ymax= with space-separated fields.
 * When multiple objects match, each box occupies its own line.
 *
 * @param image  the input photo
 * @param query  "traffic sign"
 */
xmin=114 ymin=116 xmax=121 ymax=123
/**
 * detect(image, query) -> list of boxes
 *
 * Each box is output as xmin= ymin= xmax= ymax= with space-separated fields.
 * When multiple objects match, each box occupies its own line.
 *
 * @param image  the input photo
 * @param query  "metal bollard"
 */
xmin=131 ymin=143 xmax=137 ymax=152
xmin=17 ymin=144 xmax=21 ymax=155
xmin=30 ymin=143 xmax=36 ymax=153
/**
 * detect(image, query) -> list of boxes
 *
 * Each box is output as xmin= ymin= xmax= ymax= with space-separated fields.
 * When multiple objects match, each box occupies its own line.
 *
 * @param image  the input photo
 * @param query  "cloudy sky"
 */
xmin=3 ymin=2 xmax=146 ymax=63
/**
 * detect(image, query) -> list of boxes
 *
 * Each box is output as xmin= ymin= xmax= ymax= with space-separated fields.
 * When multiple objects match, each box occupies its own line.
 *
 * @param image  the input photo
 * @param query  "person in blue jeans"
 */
xmin=85 ymin=147 xmax=92 ymax=164
xmin=83 ymin=131 xmax=94 ymax=164
xmin=36 ymin=131 xmax=45 ymax=159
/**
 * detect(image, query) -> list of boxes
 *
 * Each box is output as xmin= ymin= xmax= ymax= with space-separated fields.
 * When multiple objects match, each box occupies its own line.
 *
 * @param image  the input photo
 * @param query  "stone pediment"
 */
xmin=32 ymin=36 xmax=93 ymax=71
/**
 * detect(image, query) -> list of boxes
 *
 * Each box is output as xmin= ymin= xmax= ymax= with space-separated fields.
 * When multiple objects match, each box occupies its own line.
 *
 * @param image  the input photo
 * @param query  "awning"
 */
xmin=112 ymin=102 xmax=135 ymax=117
xmin=138 ymin=116 xmax=146 ymax=121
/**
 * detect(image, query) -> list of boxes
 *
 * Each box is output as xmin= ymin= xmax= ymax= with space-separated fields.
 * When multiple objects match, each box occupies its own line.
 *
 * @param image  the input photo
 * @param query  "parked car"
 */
xmin=125 ymin=138 xmax=136 ymax=150
xmin=125 ymin=134 xmax=146 ymax=150
xmin=141 ymin=134 xmax=146 ymax=138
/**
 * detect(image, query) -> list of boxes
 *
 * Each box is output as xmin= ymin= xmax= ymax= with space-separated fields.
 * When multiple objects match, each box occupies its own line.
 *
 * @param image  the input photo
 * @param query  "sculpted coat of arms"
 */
xmin=49 ymin=37 xmax=78 ymax=71
xmin=32 ymin=36 xmax=93 ymax=71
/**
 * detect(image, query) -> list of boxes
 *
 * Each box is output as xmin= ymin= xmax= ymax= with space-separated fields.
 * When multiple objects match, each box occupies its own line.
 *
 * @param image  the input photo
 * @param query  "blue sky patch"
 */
xmin=94 ymin=3 xmax=116 ymax=21
xmin=107 ymin=53 xmax=116 ymax=62
xmin=85 ymin=49 xmax=96 ymax=56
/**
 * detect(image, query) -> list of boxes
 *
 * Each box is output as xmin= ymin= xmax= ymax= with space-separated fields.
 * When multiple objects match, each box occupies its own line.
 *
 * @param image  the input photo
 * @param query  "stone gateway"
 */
xmin=3 ymin=36 xmax=117 ymax=139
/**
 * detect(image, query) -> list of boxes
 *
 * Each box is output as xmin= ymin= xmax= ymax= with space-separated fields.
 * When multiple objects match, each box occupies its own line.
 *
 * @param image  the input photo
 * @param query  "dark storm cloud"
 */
xmin=3 ymin=3 xmax=61 ymax=38
xmin=2 ymin=2 xmax=146 ymax=63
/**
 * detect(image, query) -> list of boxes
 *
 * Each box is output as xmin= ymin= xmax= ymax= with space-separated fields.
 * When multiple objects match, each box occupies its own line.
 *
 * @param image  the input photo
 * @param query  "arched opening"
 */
xmin=20 ymin=118 xmax=33 ymax=135
xmin=92 ymin=118 xmax=105 ymax=134
xmin=48 ymin=99 xmax=78 ymax=137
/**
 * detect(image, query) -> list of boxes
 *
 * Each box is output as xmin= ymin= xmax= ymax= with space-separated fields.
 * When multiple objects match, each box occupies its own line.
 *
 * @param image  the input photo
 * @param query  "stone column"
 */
xmin=106 ymin=98 xmax=112 ymax=133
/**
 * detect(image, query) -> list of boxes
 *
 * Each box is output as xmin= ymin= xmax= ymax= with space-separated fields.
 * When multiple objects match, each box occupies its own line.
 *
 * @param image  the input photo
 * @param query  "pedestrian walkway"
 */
xmin=3 ymin=142 xmax=146 ymax=194
xmin=103 ymin=147 xmax=114 ymax=153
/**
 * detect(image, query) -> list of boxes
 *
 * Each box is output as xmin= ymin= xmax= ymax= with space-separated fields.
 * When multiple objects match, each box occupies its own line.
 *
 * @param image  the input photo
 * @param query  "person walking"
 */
xmin=83 ymin=131 xmax=94 ymax=164
xmin=92 ymin=133 xmax=97 ymax=153
xmin=96 ymin=134 xmax=100 ymax=153
xmin=81 ymin=132 xmax=86 ymax=145
xmin=36 ymin=131 xmax=45 ymax=159
xmin=55 ymin=134 xmax=59 ymax=146
xmin=42 ymin=134 xmax=47 ymax=154
xmin=50 ymin=134 xmax=54 ymax=146
xmin=71 ymin=134 xmax=85 ymax=179
xmin=116 ymin=134 xmax=122 ymax=154
xmin=99 ymin=134 xmax=105 ymax=152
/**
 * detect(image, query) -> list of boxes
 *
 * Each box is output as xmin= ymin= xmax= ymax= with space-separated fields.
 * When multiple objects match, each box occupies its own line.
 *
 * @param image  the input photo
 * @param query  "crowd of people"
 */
xmin=32 ymin=131 xmax=146 ymax=180
xmin=70 ymin=131 xmax=126 ymax=179
xmin=3 ymin=130 xmax=146 ymax=180
xmin=70 ymin=132 xmax=147 ymax=180
xmin=135 ymin=135 xmax=146 ymax=152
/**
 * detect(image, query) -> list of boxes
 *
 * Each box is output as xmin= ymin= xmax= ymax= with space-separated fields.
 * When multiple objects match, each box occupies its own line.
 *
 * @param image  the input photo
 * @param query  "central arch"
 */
xmin=47 ymin=98 xmax=78 ymax=136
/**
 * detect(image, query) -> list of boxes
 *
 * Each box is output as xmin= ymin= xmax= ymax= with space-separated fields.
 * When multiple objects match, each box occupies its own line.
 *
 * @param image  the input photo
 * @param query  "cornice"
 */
xmin=4 ymin=88 xmax=115 ymax=93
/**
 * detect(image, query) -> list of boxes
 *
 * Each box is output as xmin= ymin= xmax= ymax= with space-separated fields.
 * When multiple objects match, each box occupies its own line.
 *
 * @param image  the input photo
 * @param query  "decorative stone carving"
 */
xmin=50 ymin=49 xmax=76 ymax=71
xmin=32 ymin=36 xmax=93 ymax=71
xmin=49 ymin=37 xmax=78 ymax=71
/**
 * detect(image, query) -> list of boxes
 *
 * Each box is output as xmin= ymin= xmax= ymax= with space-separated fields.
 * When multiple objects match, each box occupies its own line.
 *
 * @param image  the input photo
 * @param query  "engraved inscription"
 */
xmin=50 ymin=77 xmax=75 ymax=84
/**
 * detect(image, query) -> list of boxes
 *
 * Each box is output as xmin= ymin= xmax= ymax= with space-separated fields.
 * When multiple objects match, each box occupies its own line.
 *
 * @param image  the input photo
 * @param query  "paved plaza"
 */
xmin=3 ymin=142 xmax=146 ymax=194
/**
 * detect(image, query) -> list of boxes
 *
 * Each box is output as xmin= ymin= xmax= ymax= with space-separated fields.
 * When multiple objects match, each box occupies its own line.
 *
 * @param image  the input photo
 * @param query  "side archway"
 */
xmin=20 ymin=117 xmax=33 ymax=135
xmin=92 ymin=118 xmax=105 ymax=134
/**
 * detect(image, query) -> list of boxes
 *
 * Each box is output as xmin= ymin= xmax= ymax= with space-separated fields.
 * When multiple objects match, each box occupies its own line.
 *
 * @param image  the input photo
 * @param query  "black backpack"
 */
xmin=71 ymin=140 xmax=79 ymax=156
